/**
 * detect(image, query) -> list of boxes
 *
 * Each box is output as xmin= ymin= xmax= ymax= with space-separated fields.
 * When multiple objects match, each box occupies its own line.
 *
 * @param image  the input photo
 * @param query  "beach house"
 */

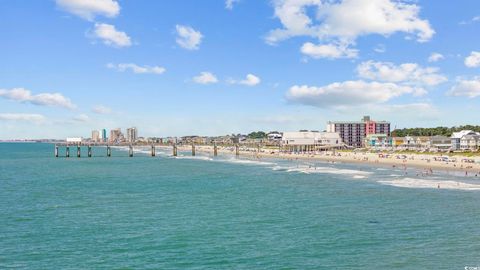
xmin=451 ymin=130 xmax=480 ymax=151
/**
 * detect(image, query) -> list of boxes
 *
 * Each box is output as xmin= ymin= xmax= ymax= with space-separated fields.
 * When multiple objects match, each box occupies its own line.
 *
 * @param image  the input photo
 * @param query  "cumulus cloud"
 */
xmin=301 ymin=42 xmax=358 ymax=59
xmin=357 ymin=60 xmax=447 ymax=86
xmin=56 ymin=0 xmax=120 ymax=21
xmin=266 ymin=0 xmax=434 ymax=58
xmin=193 ymin=72 xmax=218 ymax=84
xmin=228 ymin=74 xmax=261 ymax=86
xmin=0 ymin=113 xmax=46 ymax=123
xmin=286 ymin=81 xmax=423 ymax=108
xmin=448 ymin=77 xmax=480 ymax=98
xmin=106 ymin=63 xmax=166 ymax=74
xmin=93 ymin=23 xmax=131 ymax=48
xmin=92 ymin=105 xmax=112 ymax=114
xmin=226 ymin=0 xmax=240 ymax=10
xmin=0 ymin=88 xmax=75 ymax=109
xmin=175 ymin=25 xmax=203 ymax=50
xmin=464 ymin=51 xmax=480 ymax=68
xmin=428 ymin=52 xmax=444 ymax=62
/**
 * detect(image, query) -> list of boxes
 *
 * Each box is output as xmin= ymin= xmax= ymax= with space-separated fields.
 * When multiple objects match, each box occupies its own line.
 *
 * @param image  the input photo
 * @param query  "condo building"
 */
xmin=327 ymin=116 xmax=391 ymax=148
xmin=126 ymin=127 xmax=138 ymax=143
xmin=91 ymin=130 xmax=100 ymax=142
xmin=110 ymin=128 xmax=124 ymax=143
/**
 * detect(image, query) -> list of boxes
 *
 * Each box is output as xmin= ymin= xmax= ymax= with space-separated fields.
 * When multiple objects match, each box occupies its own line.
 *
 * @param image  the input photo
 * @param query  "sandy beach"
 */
xmin=170 ymin=145 xmax=480 ymax=176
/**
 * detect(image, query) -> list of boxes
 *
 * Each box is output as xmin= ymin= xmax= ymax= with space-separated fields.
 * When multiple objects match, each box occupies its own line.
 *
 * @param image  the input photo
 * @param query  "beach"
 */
xmin=172 ymin=145 xmax=480 ymax=176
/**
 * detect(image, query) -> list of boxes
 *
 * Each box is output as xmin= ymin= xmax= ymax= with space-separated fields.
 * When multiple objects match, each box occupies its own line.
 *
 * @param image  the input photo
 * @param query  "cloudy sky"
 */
xmin=1 ymin=0 xmax=480 ymax=139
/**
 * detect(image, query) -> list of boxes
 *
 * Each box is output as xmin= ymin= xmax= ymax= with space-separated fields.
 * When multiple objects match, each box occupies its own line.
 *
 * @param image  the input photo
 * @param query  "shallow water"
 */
xmin=1 ymin=143 xmax=480 ymax=269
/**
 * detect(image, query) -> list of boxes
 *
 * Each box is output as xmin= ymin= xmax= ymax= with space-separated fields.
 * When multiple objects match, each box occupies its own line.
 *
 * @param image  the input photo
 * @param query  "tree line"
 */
xmin=391 ymin=126 xmax=480 ymax=137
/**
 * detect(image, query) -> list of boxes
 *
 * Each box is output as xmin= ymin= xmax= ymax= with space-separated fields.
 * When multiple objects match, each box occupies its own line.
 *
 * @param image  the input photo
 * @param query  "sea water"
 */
xmin=1 ymin=143 xmax=480 ymax=269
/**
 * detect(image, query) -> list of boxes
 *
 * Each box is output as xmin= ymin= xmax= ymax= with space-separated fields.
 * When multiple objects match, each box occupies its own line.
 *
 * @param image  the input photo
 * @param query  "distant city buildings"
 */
xmin=102 ymin=129 xmax=107 ymax=142
xmin=126 ymin=127 xmax=138 ymax=143
xmin=110 ymin=128 xmax=124 ymax=143
xmin=91 ymin=130 xmax=100 ymax=142
xmin=327 ymin=116 xmax=390 ymax=148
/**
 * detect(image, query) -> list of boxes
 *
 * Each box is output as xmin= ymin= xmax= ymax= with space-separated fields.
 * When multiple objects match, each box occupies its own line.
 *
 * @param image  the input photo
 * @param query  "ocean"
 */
xmin=1 ymin=143 xmax=480 ymax=269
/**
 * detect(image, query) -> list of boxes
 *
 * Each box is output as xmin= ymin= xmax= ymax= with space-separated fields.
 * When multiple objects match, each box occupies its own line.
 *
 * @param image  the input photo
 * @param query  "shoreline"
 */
xmin=167 ymin=145 xmax=480 ymax=176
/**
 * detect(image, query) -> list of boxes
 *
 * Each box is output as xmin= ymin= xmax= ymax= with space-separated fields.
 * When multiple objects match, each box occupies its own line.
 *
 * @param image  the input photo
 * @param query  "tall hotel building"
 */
xmin=327 ymin=116 xmax=390 ymax=148
xmin=126 ymin=127 xmax=138 ymax=143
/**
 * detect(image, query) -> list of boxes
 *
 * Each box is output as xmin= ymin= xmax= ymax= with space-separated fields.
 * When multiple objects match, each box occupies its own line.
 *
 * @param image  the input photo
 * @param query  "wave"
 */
xmin=379 ymin=178 xmax=480 ymax=191
xmin=280 ymin=165 xmax=372 ymax=176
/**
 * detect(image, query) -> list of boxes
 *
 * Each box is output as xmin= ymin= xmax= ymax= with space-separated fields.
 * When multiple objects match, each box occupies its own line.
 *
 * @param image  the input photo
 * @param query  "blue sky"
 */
xmin=1 ymin=0 xmax=479 ymax=139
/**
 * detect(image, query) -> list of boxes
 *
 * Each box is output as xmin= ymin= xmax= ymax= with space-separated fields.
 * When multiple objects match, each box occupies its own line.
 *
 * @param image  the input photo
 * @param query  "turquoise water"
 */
xmin=1 ymin=143 xmax=480 ymax=269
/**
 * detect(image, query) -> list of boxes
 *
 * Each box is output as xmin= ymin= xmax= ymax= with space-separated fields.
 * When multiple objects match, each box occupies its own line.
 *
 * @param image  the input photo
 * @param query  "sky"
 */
xmin=0 ymin=0 xmax=480 ymax=139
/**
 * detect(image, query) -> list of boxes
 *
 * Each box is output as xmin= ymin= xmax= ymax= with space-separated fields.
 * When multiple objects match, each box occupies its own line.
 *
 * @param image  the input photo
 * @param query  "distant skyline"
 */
xmin=1 ymin=0 xmax=480 ymax=139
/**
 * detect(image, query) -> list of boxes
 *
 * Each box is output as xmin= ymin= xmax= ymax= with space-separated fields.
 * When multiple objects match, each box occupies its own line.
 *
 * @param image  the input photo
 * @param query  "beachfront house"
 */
xmin=460 ymin=134 xmax=480 ymax=151
xmin=281 ymin=131 xmax=343 ymax=152
xmin=364 ymin=134 xmax=392 ymax=149
xmin=430 ymin=135 xmax=451 ymax=152
xmin=451 ymin=130 xmax=480 ymax=151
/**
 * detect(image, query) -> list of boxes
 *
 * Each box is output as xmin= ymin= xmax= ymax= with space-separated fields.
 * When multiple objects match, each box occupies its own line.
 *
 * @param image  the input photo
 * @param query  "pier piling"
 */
xmin=151 ymin=145 xmax=156 ymax=157
xmin=77 ymin=145 xmax=81 ymax=158
xmin=192 ymin=144 xmax=196 ymax=156
xmin=55 ymin=145 xmax=59 ymax=158
xmin=235 ymin=144 xmax=239 ymax=156
xmin=66 ymin=146 xmax=70 ymax=158
xmin=213 ymin=143 xmax=218 ymax=157
xmin=107 ymin=146 xmax=111 ymax=157
xmin=129 ymin=145 xmax=133 ymax=157
xmin=88 ymin=145 xmax=92 ymax=157
xmin=173 ymin=144 xmax=178 ymax=157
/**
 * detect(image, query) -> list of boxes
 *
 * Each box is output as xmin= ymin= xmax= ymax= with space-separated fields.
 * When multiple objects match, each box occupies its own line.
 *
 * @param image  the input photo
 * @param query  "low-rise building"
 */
xmin=430 ymin=135 xmax=451 ymax=151
xmin=451 ymin=130 xmax=480 ymax=151
xmin=281 ymin=131 xmax=343 ymax=152
xmin=364 ymin=134 xmax=392 ymax=149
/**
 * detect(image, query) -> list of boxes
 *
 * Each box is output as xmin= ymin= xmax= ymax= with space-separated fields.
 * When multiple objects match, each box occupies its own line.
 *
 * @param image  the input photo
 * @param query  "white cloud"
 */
xmin=193 ymin=72 xmax=218 ymax=84
xmin=464 ymin=51 xmax=480 ymax=68
xmin=93 ymin=23 xmax=131 ymax=48
xmin=175 ymin=25 xmax=203 ymax=50
xmin=301 ymin=42 xmax=358 ymax=59
xmin=226 ymin=0 xmax=240 ymax=10
xmin=92 ymin=105 xmax=112 ymax=114
xmin=428 ymin=52 xmax=444 ymax=62
xmin=56 ymin=0 xmax=120 ymax=21
xmin=228 ymin=74 xmax=261 ymax=86
xmin=73 ymin=114 xmax=89 ymax=122
xmin=286 ymin=80 xmax=422 ymax=108
xmin=357 ymin=61 xmax=447 ymax=86
xmin=0 ymin=88 xmax=76 ymax=109
xmin=266 ymin=0 xmax=434 ymax=58
xmin=106 ymin=63 xmax=166 ymax=74
xmin=0 ymin=113 xmax=46 ymax=123
xmin=448 ymin=77 xmax=480 ymax=98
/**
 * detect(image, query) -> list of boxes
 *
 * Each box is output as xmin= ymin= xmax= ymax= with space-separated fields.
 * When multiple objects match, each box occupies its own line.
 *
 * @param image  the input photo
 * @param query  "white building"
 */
xmin=281 ymin=131 xmax=343 ymax=152
xmin=126 ymin=127 xmax=138 ymax=143
xmin=451 ymin=130 xmax=480 ymax=151
xmin=66 ymin=137 xmax=83 ymax=144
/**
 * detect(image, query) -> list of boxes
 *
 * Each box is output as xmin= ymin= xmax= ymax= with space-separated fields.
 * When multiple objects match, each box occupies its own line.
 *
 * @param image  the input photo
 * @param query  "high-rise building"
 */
xmin=110 ymin=128 xmax=123 ymax=143
xmin=126 ymin=127 xmax=138 ymax=143
xmin=327 ymin=116 xmax=390 ymax=148
xmin=101 ymin=129 xmax=107 ymax=142
xmin=91 ymin=130 xmax=100 ymax=142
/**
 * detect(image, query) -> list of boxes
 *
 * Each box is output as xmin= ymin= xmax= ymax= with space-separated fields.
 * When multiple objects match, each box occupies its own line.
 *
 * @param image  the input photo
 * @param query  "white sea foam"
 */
xmin=281 ymin=165 xmax=372 ymax=176
xmin=218 ymin=158 xmax=276 ymax=166
xmin=353 ymin=175 xmax=367 ymax=179
xmin=175 ymin=155 xmax=213 ymax=161
xmin=379 ymin=178 xmax=480 ymax=191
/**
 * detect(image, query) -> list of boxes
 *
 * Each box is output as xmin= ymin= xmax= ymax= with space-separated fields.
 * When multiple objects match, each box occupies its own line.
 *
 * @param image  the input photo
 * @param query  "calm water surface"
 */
xmin=1 ymin=143 xmax=480 ymax=269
